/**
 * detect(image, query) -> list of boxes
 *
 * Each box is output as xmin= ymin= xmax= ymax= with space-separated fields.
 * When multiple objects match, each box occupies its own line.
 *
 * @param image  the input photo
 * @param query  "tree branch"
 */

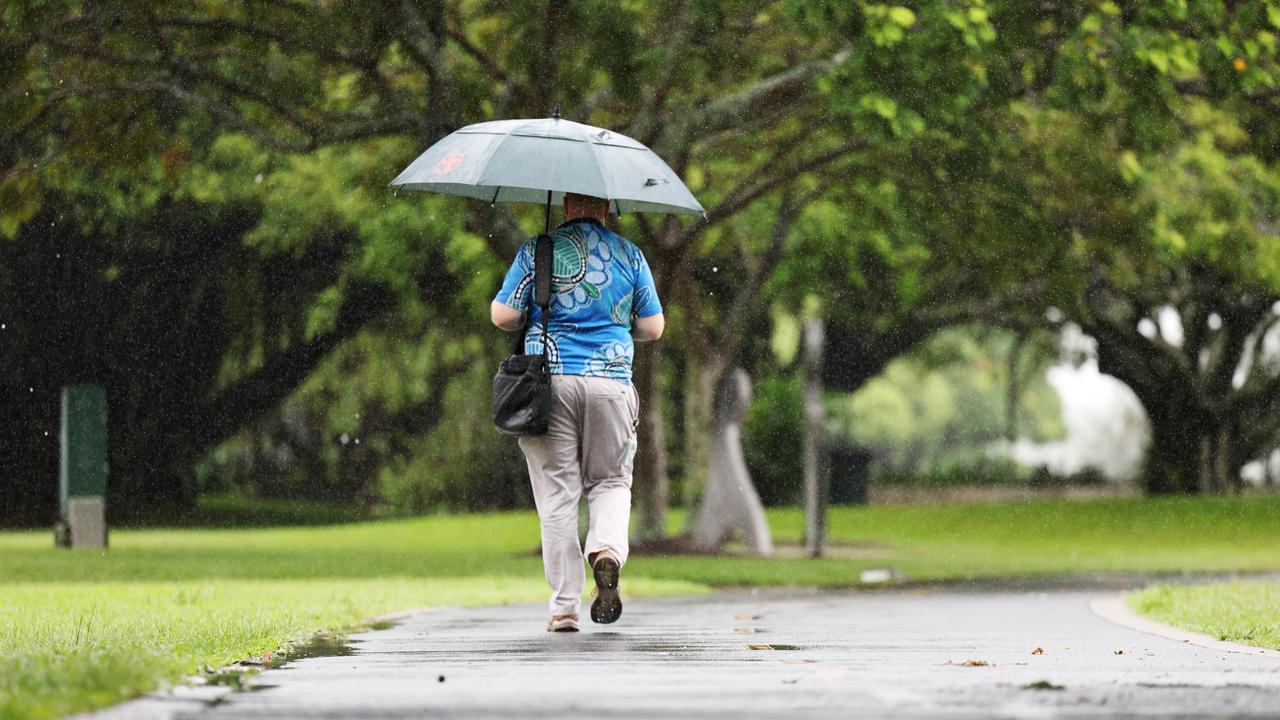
xmin=386 ymin=0 xmax=461 ymax=138
xmin=196 ymin=282 xmax=394 ymax=453
xmin=914 ymin=278 xmax=1052 ymax=327
xmin=443 ymin=21 xmax=511 ymax=86
xmin=669 ymin=139 xmax=868 ymax=249
xmin=716 ymin=190 xmax=809 ymax=361
xmin=628 ymin=0 xmax=696 ymax=145
xmin=153 ymin=14 xmax=377 ymax=68
xmin=653 ymin=45 xmax=851 ymax=158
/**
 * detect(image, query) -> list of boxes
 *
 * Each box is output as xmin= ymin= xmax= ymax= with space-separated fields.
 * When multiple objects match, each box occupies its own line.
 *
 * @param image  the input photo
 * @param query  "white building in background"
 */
xmin=996 ymin=309 xmax=1280 ymax=487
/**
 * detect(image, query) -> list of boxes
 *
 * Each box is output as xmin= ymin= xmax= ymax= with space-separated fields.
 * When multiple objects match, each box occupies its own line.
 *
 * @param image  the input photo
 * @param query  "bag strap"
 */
xmin=517 ymin=233 xmax=554 ymax=357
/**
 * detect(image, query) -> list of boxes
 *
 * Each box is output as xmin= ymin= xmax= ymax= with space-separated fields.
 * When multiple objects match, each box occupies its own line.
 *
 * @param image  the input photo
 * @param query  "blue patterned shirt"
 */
xmin=495 ymin=218 xmax=662 ymax=384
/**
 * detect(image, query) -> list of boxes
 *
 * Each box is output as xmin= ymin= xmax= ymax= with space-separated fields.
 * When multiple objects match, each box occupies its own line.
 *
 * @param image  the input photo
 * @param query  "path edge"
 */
xmin=1089 ymin=595 xmax=1280 ymax=659
xmin=74 ymin=606 xmax=446 ymax=719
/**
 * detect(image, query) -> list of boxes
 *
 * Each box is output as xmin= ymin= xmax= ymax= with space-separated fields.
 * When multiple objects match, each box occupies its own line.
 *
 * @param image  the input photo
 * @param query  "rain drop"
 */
xmin=339 ymin=433 xmax=350 ymax=445
xmin=712 ymin=266 xmax=719 ymax=273
xmin=254 ymin=173 xmax=264 ymax=184
xmin=354 ymin=438 xmax=361 ymax=445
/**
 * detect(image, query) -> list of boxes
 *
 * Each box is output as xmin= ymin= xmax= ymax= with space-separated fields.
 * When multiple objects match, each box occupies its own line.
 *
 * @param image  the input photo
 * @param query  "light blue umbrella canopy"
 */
xmin=390 ymin=114 xmax=705 ymax=218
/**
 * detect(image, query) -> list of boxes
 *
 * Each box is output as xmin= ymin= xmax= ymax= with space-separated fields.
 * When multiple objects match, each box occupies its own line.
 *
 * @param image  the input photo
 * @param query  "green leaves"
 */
xmin=864 ymin=4 xmax=917 ymax=46
xmin=888 ymin=6 xmax=917 ymax=28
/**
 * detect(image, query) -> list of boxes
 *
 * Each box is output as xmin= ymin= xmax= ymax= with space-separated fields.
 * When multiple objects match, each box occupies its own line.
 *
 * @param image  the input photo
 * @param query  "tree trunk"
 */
xmin=1139 ymin=397 xmax=1205 ymax=494
xmin=631 ymin=341 xmax=669 ymax=541
xmin=1081 ymin=271 xmax=1279 ymax=496
xmin=691 ymin=368 xmax=773 ymax=555
xmin=802 ymin=318 xmax=828 ymax=558
xmin=680 ymin=356 xmax=722 ymax=523
xmin=1006 ymin=331 xmax=1027 ymax=442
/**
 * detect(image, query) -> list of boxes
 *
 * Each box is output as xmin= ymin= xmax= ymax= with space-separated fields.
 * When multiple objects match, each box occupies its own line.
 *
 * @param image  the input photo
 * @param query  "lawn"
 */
xmin=3 ymin=495 xmax=1279 ymax=719
xmin=1128 ymin=581 xmax=1280 ymax=650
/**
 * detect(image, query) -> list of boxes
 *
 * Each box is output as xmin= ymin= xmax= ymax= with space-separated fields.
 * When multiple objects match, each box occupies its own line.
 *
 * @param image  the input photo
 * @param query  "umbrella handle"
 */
xmin=544 ymin=190 xmax=552 ymax=234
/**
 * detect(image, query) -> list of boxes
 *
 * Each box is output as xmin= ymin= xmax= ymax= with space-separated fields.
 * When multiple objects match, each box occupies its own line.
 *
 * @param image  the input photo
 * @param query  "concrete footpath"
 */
xmin=99 ymin=588 xmax=1280 ymax=719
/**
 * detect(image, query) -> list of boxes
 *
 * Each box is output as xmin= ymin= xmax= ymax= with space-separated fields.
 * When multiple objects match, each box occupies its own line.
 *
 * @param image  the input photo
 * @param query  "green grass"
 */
xmin=125 ymin=493 xmax=372 ymax=528
xmin=634 ymin=495 xmax=1280 ymax=585
xmin=1128 ymin=581 xmax=1280 ymax=650
xmin=3 ymin=495 xmax=1279 ymax=718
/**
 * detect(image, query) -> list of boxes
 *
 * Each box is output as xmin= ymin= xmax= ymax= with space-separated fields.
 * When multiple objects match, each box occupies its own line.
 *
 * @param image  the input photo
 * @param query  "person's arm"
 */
xmin=490 ymin=301 xmax=525 ymax=332
xmin=631 ymin=312 xmax=664 ymax=342
xmin=491 ymin=241 xmax=533 ymax=331
xmin=630 ymin=244 xmax=665 ymax=342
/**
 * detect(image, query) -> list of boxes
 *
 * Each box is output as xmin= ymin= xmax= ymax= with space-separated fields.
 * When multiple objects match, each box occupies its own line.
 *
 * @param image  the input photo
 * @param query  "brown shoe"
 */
xmin=547 ymin=614 xmax=579 ymax=632
xmin=590 ymin=552 xmax=622 ymax=624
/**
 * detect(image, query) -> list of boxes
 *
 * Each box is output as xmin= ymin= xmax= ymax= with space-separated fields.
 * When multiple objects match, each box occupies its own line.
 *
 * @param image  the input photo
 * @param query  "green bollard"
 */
xmin=57 ymin=384 xmax=108 ymax=549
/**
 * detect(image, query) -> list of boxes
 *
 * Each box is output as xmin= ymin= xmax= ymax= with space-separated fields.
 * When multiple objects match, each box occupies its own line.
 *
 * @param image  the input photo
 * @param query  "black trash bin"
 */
xmin=828 ymin=441 xmax=871 ymax=505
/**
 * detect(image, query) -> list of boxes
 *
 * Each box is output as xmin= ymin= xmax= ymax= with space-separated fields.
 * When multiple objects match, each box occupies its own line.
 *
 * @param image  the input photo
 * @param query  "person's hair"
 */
xmin=564 ymin=192 xmax=610 ymax=218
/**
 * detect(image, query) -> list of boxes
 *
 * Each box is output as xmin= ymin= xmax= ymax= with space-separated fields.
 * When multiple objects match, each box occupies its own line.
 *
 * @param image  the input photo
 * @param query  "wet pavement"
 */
xmin=100 ymin=589 xmax=1280 ymax=719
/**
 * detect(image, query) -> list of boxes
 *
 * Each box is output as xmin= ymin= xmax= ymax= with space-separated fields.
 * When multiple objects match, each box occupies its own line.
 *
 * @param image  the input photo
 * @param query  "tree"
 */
xmin=0 ymin=135 xmax=461 ymax=522
xmin=1 ymin=0 xmax=873 ymax=531
xmin=1005 ymin=1 xmax=1280 ymax=493
xmin=1021 ymin=108 xmax=1280 ymax=493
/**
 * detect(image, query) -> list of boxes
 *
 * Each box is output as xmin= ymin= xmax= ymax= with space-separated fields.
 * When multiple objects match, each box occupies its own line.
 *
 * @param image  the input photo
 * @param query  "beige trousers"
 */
xmin=518 ymin=375 xmax=638 ymax=616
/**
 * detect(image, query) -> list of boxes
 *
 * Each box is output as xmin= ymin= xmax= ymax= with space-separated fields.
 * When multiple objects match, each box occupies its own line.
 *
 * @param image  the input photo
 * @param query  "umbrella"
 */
xmin=390 ymin=106 xmax=704 ymax=232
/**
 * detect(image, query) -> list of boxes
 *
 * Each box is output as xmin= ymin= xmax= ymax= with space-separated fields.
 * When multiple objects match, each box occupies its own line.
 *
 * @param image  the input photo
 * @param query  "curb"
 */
xmin=1089 ymin=595 xmax=1280 ymax=659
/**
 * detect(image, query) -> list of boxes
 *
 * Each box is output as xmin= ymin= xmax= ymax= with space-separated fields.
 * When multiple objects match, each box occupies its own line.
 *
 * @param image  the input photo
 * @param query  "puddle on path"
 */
xmin=262 ymin=617 xmax=407 ymax=669
xmin=265 ymin=634 xmax=357 ymax=669
xmin=201 ymin=620 xmax=406 ymax=699
xmin=205 ymin=668 xmax=271 ymax=691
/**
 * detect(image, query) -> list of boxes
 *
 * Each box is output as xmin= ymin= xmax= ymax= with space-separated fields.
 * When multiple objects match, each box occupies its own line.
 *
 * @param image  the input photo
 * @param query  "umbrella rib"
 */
xmin=583 ymin=135 xmax=614 ymax=205
xmin=474 ymin=128 xmax=521 ymax=190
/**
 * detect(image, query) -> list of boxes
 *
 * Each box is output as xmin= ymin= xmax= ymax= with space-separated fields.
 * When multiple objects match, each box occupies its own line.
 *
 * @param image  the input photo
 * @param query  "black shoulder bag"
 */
xmin=492 ymin=234 xmax=554 ymax=435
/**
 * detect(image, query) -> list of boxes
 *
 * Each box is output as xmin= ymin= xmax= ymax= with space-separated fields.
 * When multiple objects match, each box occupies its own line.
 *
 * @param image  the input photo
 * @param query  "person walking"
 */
xmin=491 ymin=192 xmax=665 ymax=633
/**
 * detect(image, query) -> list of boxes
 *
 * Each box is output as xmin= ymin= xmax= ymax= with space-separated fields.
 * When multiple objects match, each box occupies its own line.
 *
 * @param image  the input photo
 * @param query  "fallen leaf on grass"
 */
xmin=1031 ymin=647 xmax=1046 ymax=655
